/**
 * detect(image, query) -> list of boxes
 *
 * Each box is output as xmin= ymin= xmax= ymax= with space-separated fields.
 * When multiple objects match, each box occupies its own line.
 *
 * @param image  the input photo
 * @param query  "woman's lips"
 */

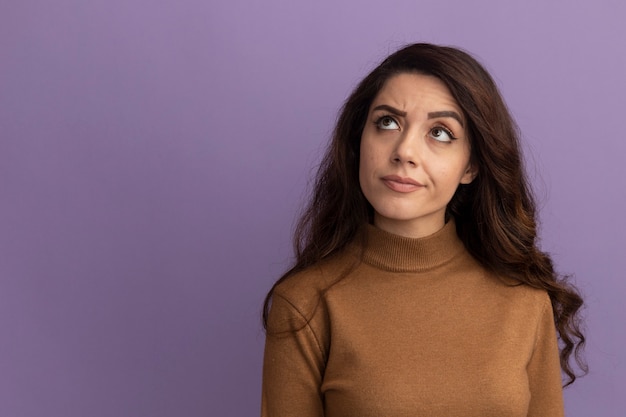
xmin=381 ymin=175 xmax=424 ymax=193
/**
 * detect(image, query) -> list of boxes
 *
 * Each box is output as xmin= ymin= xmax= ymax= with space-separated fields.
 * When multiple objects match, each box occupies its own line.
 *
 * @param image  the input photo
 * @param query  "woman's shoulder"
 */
xmin=266 ymin=251 xmax=355 ymax=335
xmin=451 ymin=251 xmax=551 ymax=305
xmin=481 ymin=270 xmax=552 ymax=313
xmin=273 ymin=249 xmax=357 ymax=306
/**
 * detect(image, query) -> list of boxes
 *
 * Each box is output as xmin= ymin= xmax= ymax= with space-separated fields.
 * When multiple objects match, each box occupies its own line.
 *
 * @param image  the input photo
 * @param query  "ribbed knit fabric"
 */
xmin=262 ymin=221 xmax=564 ymax=417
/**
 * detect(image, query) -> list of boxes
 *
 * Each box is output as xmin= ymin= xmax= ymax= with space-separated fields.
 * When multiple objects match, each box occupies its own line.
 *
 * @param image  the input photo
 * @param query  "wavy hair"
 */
xmin=263 ymin=43 xmax=586 ymax=386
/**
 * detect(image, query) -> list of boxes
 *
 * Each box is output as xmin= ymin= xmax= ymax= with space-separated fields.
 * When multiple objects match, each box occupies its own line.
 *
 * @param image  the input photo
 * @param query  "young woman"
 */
xmin=261 ymin=43 xmax=586 ymax=417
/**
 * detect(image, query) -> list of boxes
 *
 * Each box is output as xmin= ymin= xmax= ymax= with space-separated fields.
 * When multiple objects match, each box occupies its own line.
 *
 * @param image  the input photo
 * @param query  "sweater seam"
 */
xmin=531 ymin=293 xmax=550 ymax=357
xmin=273 ymin=292 xmax=326 ymax=362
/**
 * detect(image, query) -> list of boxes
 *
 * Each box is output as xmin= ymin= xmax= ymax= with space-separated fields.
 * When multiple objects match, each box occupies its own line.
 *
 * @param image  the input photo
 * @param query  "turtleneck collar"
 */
xmin=357 ymin=220 xmax=466 ymax=273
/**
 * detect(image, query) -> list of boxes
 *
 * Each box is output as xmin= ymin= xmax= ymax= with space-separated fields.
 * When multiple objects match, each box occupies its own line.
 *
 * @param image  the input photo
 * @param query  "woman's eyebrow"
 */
xmin=428 ymin=111 xmax=464 ymax=127
xmin=371 ymin=104 xmax=407 ymax=117
xmin=373 ymin=105 xmax=464 ymax=128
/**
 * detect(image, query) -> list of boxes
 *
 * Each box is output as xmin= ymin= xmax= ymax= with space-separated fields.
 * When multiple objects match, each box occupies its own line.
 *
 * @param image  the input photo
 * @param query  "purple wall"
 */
xmin=1 ymin=0 xmax=624 ymax=415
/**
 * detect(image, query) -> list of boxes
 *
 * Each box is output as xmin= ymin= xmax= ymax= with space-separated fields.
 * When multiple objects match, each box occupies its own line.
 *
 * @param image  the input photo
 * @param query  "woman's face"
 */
xmin=359 ymin=72 xmax=476 ymax=238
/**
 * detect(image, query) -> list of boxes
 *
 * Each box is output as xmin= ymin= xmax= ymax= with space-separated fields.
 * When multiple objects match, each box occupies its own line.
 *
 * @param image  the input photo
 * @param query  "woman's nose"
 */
xmin=391 ymin=130 xmax=422 ymax=167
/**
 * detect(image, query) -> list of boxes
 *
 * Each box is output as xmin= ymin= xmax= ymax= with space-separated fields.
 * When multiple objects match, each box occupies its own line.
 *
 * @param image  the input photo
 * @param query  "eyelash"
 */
xmin=373 ymin=115 xmax=458 ymax=142
xmin=374 ymin=115 xmax=399 ymax=130
xmin=430 ymin=125 xmax=458 ymax=142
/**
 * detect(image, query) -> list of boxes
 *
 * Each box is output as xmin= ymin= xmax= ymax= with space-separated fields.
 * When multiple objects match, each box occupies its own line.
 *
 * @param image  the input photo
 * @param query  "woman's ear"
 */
xmin=460 ymin=163 xmax=478 ymax=184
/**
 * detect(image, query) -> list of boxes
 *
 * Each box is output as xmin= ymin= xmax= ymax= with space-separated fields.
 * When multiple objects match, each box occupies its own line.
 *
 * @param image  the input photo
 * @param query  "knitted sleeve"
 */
xmin=261 ymin=293 xmax=325 ymax=417
xmin=526 ymin=294 xmax=565 ymax=417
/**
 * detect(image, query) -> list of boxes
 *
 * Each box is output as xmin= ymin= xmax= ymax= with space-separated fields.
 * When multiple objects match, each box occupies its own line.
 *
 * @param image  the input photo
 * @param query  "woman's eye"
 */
xmin=376 ymin=116 xmax=399 ymax=130
xmin=429 ymin=126 xmax=456 ymax=142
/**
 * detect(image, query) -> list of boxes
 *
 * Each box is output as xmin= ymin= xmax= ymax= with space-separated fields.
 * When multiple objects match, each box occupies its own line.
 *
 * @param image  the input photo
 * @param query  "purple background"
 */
xmin=1 ymin=0 xmax=624 ymax=415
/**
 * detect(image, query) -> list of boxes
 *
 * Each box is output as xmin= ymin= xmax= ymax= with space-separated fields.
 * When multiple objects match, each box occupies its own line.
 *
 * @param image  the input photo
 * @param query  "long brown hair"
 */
xmin=263 ymin=43 xmax=586 ymax=386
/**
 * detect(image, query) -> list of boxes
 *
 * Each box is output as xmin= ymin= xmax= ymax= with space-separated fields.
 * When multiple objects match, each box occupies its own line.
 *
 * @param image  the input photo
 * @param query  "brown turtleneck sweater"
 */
xmin=262 ymin=222 xmax=564 ymax=416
